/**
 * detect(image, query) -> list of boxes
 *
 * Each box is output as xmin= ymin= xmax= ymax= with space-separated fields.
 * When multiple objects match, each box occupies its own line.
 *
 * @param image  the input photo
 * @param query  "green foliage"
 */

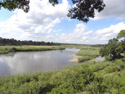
xmin=117 ymin=30 xmax=125 ymax=39
xmin=0 ymin=0 xmax=29 ymax=12
xmin=49 ymin=0 xmax=58 ymax=6
xmin=100 ymin=30 xmax=125 ymax=60
xmin=78 ymin=56 xmax=91 ymax=62
xmin=77 ymin=46 xmax=100 ymax=62
xmin=68 ymin=0 xmax=105 ymax=22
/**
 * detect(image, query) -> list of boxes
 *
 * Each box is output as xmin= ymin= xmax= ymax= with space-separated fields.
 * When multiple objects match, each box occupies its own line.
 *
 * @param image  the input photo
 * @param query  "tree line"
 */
xmin=0 ymin=37 xmax=60 ymax=46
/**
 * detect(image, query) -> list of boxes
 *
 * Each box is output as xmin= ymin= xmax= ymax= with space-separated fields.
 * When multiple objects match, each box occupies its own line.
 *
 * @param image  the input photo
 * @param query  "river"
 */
xmin=0 ymin=48 xmax=80 ymax=77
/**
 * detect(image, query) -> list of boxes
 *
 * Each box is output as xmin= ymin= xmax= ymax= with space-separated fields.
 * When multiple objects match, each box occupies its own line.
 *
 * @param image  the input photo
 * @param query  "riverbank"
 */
xmin=0 ymin=58 xmax=124 ymax=94
xmin=0 ymin=45 xmax=65 ymax=54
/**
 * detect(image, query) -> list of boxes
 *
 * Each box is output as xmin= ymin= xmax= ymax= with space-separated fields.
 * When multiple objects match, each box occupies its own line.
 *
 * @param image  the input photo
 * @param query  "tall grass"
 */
xmin=76 ymin=46 xmax=100 ymax=62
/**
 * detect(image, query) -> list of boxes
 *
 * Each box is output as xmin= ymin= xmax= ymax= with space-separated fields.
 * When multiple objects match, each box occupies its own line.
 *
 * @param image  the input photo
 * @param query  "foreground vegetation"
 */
xmin=0 ymin=58 xmax=124 ymax=94
xmin=0 ymin=45 xmax=65 ymax=54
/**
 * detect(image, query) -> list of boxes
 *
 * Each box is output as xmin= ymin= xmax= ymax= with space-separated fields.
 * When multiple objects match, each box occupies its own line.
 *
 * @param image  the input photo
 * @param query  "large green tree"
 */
xmin=0 ymin=0 xmax=105 ymax=22
xmin=100 ymin=30 xmax=125 ymax=60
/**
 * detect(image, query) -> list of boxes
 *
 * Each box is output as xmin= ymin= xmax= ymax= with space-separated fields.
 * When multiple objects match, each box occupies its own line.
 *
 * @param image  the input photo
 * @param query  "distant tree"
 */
xmin=0 ymin=0 xmax=105 ymax=22
xmin=100 ymin=30 xmax=125 ymax=60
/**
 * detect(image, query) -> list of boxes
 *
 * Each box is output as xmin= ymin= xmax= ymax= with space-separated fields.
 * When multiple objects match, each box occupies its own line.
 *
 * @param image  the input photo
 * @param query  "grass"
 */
xmin=0 ymin=59 xmax=124 ymax=94
xmin=0 ymin=45 xmax=65 ymax=54
xmin=76 ymin=46 xmax=100 ymax=62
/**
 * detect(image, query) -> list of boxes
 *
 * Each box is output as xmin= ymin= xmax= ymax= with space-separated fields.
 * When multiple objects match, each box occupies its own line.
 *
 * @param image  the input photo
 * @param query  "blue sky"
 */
xmin=0 ymin=8 xmax=13 ymax=21
xmin=0 ymin=0 xmax=125 ymax=44
xmin=54 ymin=17 xmax=124 ymax=32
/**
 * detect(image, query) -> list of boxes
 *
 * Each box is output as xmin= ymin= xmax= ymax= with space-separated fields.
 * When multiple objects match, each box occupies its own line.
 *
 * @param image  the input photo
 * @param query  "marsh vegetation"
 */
xmin=76 ymin=46 xmax=100 ymax=62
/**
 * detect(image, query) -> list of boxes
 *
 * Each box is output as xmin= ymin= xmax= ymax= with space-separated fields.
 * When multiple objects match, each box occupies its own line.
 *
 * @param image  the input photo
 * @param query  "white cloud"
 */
xmin=0 ymin=0 xmax=125 ymax=44
xmin=0 ymin=0 xmax=70 ymax=39
xmin=94 ymin=0 xmax=125 ymax=19
xmin=52 ymin=22 xmax=125 ymax=44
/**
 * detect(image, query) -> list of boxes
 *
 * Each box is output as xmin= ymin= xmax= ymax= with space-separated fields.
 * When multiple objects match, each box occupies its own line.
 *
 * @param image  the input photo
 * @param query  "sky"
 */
xmin=0 ymin=0 xmax=125 ymax=44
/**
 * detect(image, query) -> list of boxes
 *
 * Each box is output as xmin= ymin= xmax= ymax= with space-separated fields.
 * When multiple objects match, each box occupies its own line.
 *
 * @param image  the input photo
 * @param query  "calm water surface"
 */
xmin=0 ymin=48 xmax=80 ymax=77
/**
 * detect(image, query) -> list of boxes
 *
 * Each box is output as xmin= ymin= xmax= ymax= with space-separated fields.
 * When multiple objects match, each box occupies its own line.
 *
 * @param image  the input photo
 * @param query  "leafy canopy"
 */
xmin=0 ymin=0 xmax=105 ymax=22
xmin=117 ymin=30 xmax=125 ymax=39
xmin=0 ymin=0 xmax=30 ymax=12
xmin=67 ymin=0 xmax=105 ymax=22
xmin=100 ymin=30 xmax=125 ymax=60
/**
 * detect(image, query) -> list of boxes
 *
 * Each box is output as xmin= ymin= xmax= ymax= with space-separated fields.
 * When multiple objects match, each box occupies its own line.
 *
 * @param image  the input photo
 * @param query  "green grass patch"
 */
xmin=76 ymin=46 xmax=100 ymax=62
xmin=78 ymin=56 xmax=92 ymax=62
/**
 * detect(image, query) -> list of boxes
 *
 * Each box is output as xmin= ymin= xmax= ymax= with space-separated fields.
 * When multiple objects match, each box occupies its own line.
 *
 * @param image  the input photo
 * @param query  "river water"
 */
xmin=0 ymin=48 xmax=80 ymax=77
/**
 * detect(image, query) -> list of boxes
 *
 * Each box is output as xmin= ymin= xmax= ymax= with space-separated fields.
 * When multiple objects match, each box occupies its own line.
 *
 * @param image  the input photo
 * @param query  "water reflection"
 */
xmin=0 ymin=48 xmax=79 ymax=77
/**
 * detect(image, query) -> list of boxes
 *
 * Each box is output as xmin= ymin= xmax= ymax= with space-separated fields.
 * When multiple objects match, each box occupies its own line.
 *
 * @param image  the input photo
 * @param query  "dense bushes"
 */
xmin=0 ymin=59 xmax=124 ymax=94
